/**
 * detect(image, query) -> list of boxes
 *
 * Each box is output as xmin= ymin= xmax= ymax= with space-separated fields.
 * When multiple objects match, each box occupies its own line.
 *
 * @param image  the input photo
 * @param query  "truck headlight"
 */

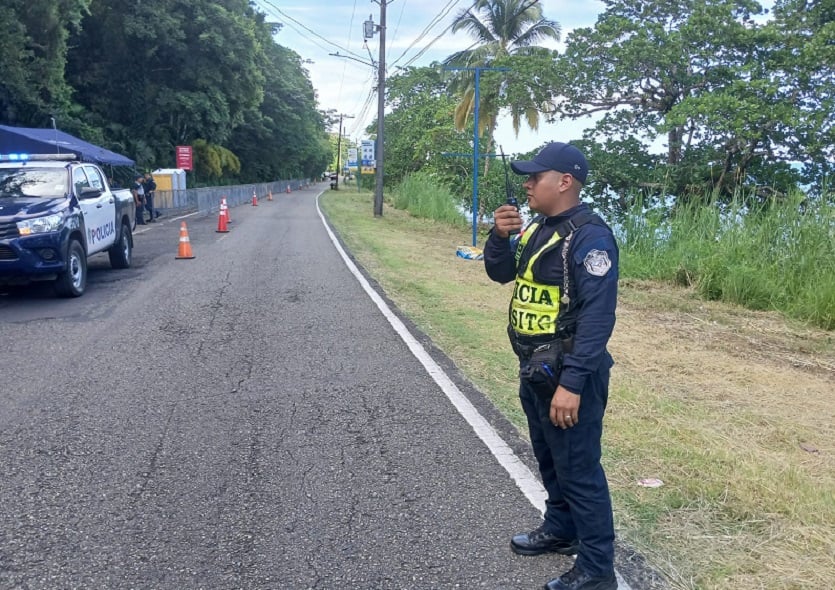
xmin=17 ymin=213 xmax=65 ymax=236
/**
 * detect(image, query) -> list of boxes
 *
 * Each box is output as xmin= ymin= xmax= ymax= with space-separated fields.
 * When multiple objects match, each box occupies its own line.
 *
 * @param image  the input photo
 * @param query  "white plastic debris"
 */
xmin=637 ymin=478 xmax=664 ymax=488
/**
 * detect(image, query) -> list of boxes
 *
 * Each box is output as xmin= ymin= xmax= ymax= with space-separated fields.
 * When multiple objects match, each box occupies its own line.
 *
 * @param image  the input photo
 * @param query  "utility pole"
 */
xmin=366 ymin=4 xmax=387 ymax=216
xmin=444 ymin=66 xmax=509 ymax=246
xmin=335 ymin=114 xmax=354 ymax=190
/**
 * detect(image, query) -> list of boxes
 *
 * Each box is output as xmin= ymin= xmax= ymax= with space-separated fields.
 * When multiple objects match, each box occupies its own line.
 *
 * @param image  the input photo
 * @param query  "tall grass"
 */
xmin=392 ymin=171 xmax=467 ymax=227
xmin=620 ymin=193 xmax=835 ymax=329
xmin=391 ymin=170 xmax=834 ymax=329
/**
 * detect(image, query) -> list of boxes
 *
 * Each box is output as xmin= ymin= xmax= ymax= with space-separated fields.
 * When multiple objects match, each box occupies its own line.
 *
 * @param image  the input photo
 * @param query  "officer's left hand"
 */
xmin=492 ymin=205 xmax=523 ymax=238
xmin=550 ymin=385 xmax=581 ymax=429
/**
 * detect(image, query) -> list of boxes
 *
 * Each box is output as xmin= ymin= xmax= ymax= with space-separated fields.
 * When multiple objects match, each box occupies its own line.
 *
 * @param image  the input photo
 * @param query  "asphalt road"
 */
xmin=0 ymin=185 xmax=645 ymax=590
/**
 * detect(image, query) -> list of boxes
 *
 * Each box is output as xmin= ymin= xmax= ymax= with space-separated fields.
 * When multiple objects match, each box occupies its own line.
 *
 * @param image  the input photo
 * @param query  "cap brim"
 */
xmin=510 ymin=160 xmax=550 ymax=175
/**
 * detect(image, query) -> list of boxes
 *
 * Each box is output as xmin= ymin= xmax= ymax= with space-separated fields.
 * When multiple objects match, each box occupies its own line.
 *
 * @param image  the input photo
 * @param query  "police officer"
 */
xmin=484 ymin=142 xmax=618 ymax=590
xmin=144 ymin=173 xmax=159 ymax=221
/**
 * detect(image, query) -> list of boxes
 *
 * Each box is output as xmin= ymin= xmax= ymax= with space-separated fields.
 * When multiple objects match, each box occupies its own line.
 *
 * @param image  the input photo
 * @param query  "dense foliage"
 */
xmin=378 ymin=0 xmax=833 ymax=219
xmin=373 ymin=65 xmax=527 ymax=217
xmin=553 ymin=0 xmax=835 ymax=206
xmin=0 ymin=0 xmax=330 ymax=184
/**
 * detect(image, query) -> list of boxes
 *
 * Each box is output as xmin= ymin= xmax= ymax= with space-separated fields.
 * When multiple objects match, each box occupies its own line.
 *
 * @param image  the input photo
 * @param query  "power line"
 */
xmin=389 ymin=0 xmax=472 ymax=67
xmin=390 ymin=0 xmax=409 ymax=49
xmin=260 ymin=11 xmax=335 ymax=56
xmin=335 ymin=0 xmax=361 ymax=108
xmin=396 ymin=0 xmax=543 ymax=70
xmin=389 ymin=0 xmax=461 ymax=66
xmin=396 ymin=0 xmax=539 ymax=71
xmin=398 ymin=31 xmax=476 ymax=70
xmin=256 ymin=0 xmax=367 ymax=61
xmin=349 ymin=87 xmax=378 ymax=135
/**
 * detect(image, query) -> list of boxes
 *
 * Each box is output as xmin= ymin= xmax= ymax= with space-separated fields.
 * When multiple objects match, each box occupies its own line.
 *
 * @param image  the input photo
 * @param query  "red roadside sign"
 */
xmin=176 ymin=145 xmax=193 ymax=170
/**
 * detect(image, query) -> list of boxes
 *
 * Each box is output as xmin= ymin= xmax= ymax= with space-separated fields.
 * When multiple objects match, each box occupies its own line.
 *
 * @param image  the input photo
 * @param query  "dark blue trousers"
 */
xmin=518 ymin=364 xmax=615 ymax=577
xmin=144 ymin=193 xmax=155 ymax=219
xmin=135 ymin=203 xmax=146 ymax=224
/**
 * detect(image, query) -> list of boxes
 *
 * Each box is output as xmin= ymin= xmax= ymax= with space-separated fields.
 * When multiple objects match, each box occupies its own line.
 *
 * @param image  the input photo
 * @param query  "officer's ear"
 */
xmin=557 ymin=172 xmax=575 ymax=192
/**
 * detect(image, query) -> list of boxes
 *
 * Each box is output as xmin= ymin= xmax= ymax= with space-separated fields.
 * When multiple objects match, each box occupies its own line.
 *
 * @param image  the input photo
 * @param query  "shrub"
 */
xmin=393 ymin=172 xmax=467 ymax=226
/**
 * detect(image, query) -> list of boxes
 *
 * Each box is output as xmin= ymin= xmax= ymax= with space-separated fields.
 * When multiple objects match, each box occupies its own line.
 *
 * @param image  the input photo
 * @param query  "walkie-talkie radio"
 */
xmin=499 ymin=146 xmax=519 ymax=235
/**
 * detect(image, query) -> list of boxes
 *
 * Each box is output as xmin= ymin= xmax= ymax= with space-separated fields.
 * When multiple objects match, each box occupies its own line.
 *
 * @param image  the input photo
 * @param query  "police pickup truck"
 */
xmin=0 ymin=153 xmax=136 ymax=297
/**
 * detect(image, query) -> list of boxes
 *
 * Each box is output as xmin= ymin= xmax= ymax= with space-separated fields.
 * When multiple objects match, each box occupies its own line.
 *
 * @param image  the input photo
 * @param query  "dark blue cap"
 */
xmin=510 ymin=142 xmax=588 ymax=184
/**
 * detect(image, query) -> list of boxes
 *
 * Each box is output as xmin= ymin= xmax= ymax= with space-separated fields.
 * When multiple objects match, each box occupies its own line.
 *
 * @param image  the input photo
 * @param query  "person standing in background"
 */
xmin=132 ymin=174 xmax=146 ymax=225
xmin=144 ymin=172 xmax=159 ymax=221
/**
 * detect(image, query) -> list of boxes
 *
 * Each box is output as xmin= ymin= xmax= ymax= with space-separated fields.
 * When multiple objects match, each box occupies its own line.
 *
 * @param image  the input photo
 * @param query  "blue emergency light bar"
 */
xmin=0 ymin=153 xmax=76 ymax=162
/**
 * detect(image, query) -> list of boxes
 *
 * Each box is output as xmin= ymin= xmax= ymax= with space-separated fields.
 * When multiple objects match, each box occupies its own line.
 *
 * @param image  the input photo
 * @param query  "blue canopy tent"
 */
xmin=0 ymin=125 xmax=135 ymax=166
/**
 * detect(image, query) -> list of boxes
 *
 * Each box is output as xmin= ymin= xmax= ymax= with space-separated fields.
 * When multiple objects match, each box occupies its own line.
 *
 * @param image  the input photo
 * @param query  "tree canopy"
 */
xmin=10 ymin=0 xmax=829 ymax=202
xmin=444 ymin=0 xmax=561 ymax=139
xmin=374 ymin=65 xmax=531 ymax=217
xmin=0 ymin=0 xmax=89 ymax=128
xmin=552 ymin=0 xmax=834 ymax=206
xmin=375 ymin=0 xmax=834 ymax=222
xmin=0 ymin=0 xmax=330 ymax=184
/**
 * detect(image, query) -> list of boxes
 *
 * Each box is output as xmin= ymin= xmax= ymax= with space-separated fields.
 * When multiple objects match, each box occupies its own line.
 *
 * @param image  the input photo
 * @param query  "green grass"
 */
xmin=392 ymin=171 xmax=469 ymax=227
xmin=393 ymin=171 xmax=835 ymax=328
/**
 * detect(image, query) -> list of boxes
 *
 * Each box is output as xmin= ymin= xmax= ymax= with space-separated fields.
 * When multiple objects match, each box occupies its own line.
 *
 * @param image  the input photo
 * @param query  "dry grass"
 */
xmin=609 ymin=282 xmax=834 ymax=589
xmin=321 ymin=191 xmax=835 ymax=590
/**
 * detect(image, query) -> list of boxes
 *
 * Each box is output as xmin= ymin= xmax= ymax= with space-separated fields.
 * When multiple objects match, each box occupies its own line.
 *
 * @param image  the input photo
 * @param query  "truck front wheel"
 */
xmin=109 ymin=222 xmax=132 ymax=269
xmin=55 ymin=239 xmax=87 ymax=297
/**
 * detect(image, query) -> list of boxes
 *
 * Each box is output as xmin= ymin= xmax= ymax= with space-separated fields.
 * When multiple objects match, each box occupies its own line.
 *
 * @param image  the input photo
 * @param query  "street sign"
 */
xmin=176 ymin=145 xmax=193 ymax=170
xmin=361 ymin=140 xmax=375 ymax=168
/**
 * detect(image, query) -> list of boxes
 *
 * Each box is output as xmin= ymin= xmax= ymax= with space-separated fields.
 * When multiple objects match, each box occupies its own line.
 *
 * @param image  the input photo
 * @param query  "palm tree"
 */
xmin=444 ymin=0 xmax=560 ymax=142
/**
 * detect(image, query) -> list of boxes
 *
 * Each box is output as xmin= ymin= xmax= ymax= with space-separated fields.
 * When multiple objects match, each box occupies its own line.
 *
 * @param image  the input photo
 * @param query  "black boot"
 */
xmin=544 ymin=566 xmax=617 ymax=590
xmin=510 ymin=526 xmax=579 ymax=556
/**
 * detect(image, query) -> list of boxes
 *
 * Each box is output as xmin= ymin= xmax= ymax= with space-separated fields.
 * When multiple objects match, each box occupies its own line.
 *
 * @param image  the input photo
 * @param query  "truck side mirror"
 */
xmin=79 ymin=186 xmax=103 ymax=199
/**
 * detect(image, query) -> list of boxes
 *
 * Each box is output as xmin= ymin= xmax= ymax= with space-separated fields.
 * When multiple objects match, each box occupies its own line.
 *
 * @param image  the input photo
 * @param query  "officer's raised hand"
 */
xmin=492 ymin=205 xmax=523 ymax=238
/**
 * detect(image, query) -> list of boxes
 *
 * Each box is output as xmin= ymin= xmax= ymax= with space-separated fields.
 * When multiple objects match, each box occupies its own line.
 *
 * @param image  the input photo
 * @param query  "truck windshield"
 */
xmin=0 ymin=168 xmax=68 ymax=199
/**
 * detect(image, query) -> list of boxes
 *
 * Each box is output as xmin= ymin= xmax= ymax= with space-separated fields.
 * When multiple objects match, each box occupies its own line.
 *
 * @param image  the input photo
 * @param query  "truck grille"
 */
xmin=0 ymin=245 xmax=18 ymax=260
xmin=0 ymin=221 xmax=19 ymax=240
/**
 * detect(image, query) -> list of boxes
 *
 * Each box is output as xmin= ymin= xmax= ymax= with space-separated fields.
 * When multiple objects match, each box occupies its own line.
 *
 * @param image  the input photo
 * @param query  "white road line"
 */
xmin=316 ymin=192 xmax=632 ymax=590
xmin=132 ymin=211 xmax=198 ymax=235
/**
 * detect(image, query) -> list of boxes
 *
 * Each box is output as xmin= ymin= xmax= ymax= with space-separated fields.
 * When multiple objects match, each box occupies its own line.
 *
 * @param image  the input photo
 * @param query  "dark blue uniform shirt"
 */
xmin=484 ymin=203 xmax=619 ymax=395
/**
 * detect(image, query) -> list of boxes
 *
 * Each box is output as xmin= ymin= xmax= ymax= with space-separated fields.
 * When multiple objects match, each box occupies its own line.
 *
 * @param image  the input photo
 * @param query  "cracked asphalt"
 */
xmin=0 ymin=185 xmax=648 ymax=590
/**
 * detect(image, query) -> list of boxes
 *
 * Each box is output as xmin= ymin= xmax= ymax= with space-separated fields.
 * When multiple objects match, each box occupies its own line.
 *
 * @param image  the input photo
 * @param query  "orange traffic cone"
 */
xmin=267 ymin=191 xmax=273 ymax=202
xmin=252 ymin=191 xmax=258 ymax=206
xmin=286 ymin=185 xmax=291 ymax=194
xmin=175 ymin=221 xmax=195 ymax=259
xmin=222 ymin=196 xmax=232 ymax=223
xmin=216 ymin=202 xmax=229 ymax=233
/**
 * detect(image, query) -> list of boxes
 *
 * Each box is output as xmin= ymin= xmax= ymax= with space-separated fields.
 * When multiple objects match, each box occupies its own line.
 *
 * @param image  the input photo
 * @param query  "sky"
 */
xmin=252 ymin=0 xmax=607 ymax=155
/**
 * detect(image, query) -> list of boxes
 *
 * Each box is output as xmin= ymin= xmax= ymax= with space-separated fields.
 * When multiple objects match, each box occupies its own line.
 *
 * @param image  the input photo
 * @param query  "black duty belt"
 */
xmin=507 ymin=325 xmax=574 ymax=359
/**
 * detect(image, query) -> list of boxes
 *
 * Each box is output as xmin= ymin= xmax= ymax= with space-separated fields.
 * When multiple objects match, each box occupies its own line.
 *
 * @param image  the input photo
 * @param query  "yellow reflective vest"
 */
xmin=509 ymin=219 xmax=566 ymax=337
